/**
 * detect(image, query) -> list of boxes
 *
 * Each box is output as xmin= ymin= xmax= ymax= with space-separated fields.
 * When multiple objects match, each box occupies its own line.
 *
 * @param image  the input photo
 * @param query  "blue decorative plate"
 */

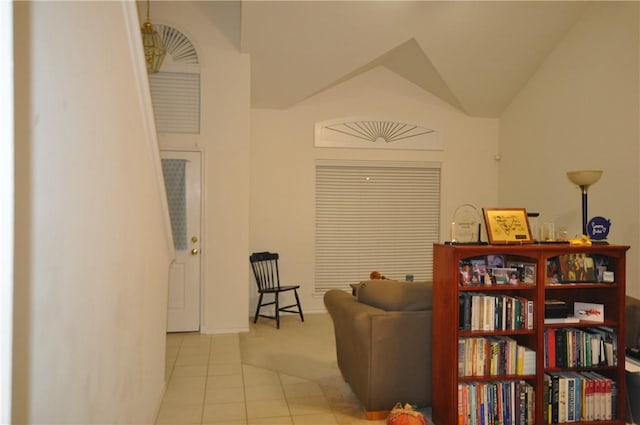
xmin=587 ymin=216 xmax=611 ymax=240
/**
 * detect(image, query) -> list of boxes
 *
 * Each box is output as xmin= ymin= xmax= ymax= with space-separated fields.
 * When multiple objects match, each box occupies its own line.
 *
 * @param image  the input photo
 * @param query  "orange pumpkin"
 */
xmin=386 ymin=403 xmax=427 ymax=425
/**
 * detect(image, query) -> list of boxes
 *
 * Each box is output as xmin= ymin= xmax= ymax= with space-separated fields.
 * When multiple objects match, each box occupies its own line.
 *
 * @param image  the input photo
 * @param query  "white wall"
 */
xmin=251 ymin=67 xmax=500 ymax=312
xmin=13 ymin=2 xmax=172 ymax=423
xmin=151 ymin=1 xmax=252 ymax=333
xmin=500 ymin=3 xmax=640 ymax=297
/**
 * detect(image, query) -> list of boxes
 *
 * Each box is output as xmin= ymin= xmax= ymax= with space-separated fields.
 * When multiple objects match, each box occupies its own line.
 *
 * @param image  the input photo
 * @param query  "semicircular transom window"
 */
xmin=156 ymin=24 xmax=199 ymax=65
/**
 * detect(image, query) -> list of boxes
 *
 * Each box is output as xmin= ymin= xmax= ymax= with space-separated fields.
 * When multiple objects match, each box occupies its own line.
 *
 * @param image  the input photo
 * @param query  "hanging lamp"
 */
xmin=141 ymin=0 xmax=166 ymax=73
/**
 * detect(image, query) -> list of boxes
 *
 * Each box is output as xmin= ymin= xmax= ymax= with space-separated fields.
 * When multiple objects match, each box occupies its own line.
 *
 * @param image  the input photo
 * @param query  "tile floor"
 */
xmin=154 ymin=316 xmax=387 ymax=425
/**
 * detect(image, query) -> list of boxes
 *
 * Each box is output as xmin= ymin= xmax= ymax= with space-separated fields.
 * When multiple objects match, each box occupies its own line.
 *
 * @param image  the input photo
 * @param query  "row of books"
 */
xmin=457 ymin=380 xmax=535 ymax=425
xmin=458 ymin=336 xmax=536 ymax=377
xmin=459 ymin=293 xmax=534 ymax=331
xmin=544 ymin=327 xmax=618 ymax=369
xmin=543 ymin=372 xmax=616 ymax=423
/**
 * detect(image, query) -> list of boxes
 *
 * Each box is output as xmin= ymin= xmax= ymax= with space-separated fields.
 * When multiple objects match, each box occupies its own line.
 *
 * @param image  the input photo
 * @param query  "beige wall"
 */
xmin=152 ymin=1 xmax=252 ymax=333
xmin=500 ymin=2 xmax=640 ymax=297
xmin=251 ymin=67 xmax=500 ymax=312
xmin=13 ymin=2 xmax=172 ymax=423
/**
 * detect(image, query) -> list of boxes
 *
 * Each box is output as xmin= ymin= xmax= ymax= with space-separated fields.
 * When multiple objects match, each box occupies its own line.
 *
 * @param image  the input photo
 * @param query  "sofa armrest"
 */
xmin=324 ymin=290 xmax=432 ymax=411
xmin=324 ymin=290 xmax=382 ymax=380
xmin=367 ymin=310 xmax=432 ymax=409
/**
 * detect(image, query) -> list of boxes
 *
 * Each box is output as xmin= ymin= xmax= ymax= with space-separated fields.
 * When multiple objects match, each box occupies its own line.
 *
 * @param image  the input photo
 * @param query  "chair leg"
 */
xmin=254 ymin=293 xmax=263 ymax=324
xmin=294 ymin=289 xmax=304 ymax=322
xmin=275 ymin=292 xmax=280 ymax=329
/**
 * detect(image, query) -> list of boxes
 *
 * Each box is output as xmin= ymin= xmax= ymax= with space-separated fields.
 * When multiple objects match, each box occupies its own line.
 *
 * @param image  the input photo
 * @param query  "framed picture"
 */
xmin=592 ymin=255 xmax=610 ymax=282
xmin=482 ymin=208 xmax=534 ymax=244
xmin=487 ymin=254 xmax=505 ymax=268
xmin=546 ymin=258 xmax=560 ymax=283
xmin=557 ymin=253 xmax=598 ymax=283
xmin=507 ymin=261 xmax=536 ymax=284
xmin=490 ymin=267 xmax=519 ymax=284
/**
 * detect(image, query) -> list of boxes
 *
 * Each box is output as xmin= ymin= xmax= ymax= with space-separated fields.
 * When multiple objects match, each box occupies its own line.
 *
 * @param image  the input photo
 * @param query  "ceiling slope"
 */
xmin=239 ymin=1 xmax=588 ymax=117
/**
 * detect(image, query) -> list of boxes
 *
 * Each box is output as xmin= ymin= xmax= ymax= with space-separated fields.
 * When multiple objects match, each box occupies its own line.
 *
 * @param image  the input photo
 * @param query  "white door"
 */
xmin=161 ymin=150 xmax=201 ymax=332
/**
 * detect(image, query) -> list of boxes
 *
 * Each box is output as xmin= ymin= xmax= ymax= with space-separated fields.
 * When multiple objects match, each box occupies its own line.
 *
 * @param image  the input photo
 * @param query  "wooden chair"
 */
xmin=249 ymin=252 xmax=304 ymax=328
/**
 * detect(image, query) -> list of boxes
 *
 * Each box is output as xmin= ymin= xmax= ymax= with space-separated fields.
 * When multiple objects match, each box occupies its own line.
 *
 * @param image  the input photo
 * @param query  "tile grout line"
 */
xmin=240 ymin=336 xmax=251 ymax=425
xmin=199 ymin=335 xmax=211 ymax=425
xmin=277 ymin=370 xmax=295 ymax=424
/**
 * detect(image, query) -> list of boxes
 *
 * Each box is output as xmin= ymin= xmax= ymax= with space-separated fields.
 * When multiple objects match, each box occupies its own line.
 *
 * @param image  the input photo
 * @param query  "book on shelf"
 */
xmin=544 ymin=326 xmax=617 ymax=368
xmin=458 ymin=336 xmax=534 ymax=377
xmin=456 ymin=380 xmax=534 ymax=425
xmin=543 ymin=371 xmax=616 ymax=422
xmin=459 ymin=293 xmax=533 ymax=332
xmin=544 ymin=315 xmax=580 ymax=324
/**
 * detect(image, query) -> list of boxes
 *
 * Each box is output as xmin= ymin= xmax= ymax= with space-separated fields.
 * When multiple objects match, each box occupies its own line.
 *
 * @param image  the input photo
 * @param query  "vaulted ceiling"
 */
xmin=234 ymin=1 xmax=588 ymax=117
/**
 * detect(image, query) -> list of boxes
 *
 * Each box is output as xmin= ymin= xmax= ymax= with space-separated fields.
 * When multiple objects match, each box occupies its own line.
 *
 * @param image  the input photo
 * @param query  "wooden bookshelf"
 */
xmin=432 ymin=243 xmax=629 ymax=425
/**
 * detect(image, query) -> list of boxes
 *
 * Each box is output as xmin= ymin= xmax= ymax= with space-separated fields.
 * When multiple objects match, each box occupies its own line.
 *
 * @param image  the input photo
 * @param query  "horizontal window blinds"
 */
xmin=315 ymin=162 xmax=441 ymax=294
xmin=149 ymin=72 xmax=200 ymax=134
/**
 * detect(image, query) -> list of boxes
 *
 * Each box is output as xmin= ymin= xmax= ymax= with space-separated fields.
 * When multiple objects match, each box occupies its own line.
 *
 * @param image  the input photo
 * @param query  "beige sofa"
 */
xmin=324 ymin=279 xmax=433 ymax=419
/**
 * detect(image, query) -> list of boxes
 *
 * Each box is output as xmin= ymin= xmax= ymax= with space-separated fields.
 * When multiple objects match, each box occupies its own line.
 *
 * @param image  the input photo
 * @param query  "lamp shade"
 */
xmin=566 ymin=169 xmax=603 ymax=237
xmin=567 ymin=170 xmax=603 ymax=187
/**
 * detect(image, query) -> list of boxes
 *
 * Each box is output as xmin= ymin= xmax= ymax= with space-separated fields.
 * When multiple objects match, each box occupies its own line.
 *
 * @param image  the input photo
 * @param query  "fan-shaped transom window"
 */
xmin=156 ymin=24 xmax=199 ymax=66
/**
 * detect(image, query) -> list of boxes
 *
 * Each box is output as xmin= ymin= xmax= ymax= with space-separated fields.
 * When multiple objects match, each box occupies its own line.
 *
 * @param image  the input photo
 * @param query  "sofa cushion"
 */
xmin=356 ymin=279 xmax=433 ymax=311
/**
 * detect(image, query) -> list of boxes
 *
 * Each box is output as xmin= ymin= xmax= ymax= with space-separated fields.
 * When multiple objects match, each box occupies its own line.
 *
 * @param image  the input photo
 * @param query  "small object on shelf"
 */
xmin=545 ymin=299 xmax=568 ymax=319
xmin=483 ymin=208 xmax=534 ymax=244
xmin=541 ymin=220 xmax=555 ymax=242
xmin=568 ymin=234 xmax=592 ymax=246
xmin=588 ymin=216 xmax=611 ymax=242
xmin=574 ymin=302 xmax=604 ymax=322
xmin=452 ymin=204 xmax=483 ymax=243
xmin=527 ymin=212 xmax=540 ymax=241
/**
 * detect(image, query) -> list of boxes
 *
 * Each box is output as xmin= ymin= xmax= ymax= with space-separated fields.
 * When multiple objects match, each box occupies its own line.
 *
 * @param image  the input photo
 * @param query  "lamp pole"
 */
xmin=579 ymin=185 xmax=589 ymax=236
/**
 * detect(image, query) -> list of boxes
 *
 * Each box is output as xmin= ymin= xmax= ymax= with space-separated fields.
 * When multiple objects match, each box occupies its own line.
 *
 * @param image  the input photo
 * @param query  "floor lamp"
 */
xmin=566 ymin=170 xmax=602 ymax=236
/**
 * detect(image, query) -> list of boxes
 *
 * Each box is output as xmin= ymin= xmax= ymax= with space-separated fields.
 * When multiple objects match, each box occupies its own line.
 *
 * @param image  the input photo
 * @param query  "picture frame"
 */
xmin=482 ymin=208 xmax=534 ymax=244
xmin=507 ymin=261 xmax=536 ymax=284
xmin=557 ymin=253 xmax=598 ymax=283
xmin=490 ymin=267 xmax=519 ymax=284
xmin=546 ymin=258 xmax=560 ymax=283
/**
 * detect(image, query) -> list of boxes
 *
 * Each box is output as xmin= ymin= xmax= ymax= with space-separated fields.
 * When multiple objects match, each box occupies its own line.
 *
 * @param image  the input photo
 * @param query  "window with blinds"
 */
xmin=149 ymin=72 xmax=200 ymax=134
xmin=315 ymin=161 xmax=441 ymax=294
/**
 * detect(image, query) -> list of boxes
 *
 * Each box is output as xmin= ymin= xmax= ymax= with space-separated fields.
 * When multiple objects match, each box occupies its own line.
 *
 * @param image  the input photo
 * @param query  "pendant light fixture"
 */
xmin=141 ymin=0 xmax=166 ymax=73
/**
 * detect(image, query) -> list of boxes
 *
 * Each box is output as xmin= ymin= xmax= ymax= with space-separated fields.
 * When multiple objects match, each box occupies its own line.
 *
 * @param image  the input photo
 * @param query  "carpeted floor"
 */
xmin=239 ymin=313 xmax=433 ymax=424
